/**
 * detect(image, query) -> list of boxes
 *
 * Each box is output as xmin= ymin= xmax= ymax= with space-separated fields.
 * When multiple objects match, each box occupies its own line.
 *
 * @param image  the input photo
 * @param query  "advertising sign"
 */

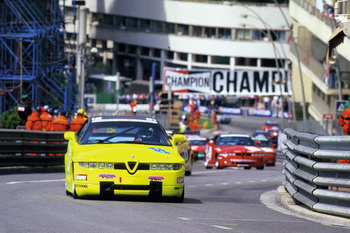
xmin=163 ymin=68 xmax=291 ymax=96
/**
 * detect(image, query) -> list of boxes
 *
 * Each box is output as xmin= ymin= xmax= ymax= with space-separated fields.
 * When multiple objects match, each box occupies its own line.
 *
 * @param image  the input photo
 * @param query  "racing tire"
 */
xmin=175 ymin=187 xmax=185 ymax=203
xmin=215 ymin=160 xmax=223 ymax=169
xmin=256 ymin=165 xmax=265 ymax=170
xmin=205 ymin=166 xmax=213 ymax=169
xmin=244 ymin=167 xmax=251 ymax=170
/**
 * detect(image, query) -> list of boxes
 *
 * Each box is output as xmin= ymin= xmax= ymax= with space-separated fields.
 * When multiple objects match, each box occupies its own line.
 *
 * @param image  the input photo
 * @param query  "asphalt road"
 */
xmin=0 ymin=116 xmax=349 ymax=232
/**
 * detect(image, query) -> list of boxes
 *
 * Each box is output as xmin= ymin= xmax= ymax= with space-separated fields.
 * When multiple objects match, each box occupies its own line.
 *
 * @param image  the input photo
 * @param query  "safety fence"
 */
xmin=282 ymin=128 xmax=350 ymax=218
xmin=0 ymin=129 xmax=66 ymax=167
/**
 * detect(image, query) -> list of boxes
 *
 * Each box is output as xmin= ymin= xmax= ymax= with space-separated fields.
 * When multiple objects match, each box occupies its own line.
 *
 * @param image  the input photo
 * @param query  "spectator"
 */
xmin=25 ymin=106 xmax=43 ymax=131
xmin=17 ymin=94 xmax=32 ymax=126
xmin=70 ymin=109 xmax=87 ymax=132
xmin=50 ymin=111 xmax=70 ymax=131
xmin=40 ymin=105 xmax=53 ymax=131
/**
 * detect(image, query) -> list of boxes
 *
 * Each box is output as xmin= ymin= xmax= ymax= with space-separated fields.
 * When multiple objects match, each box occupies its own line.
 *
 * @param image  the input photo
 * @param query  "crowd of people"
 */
xmin=24 ymin=106 xmax=88 ymax=132
xmin=18 ymin=95 xmax=88 ymax=132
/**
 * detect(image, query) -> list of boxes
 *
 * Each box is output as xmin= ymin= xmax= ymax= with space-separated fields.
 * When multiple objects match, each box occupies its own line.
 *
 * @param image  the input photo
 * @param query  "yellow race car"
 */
xmin=64 ymin=116 xmax=186 ymax=202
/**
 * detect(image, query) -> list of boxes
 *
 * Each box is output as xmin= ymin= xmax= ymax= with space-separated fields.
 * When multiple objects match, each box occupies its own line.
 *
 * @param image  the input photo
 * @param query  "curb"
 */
xmin=275 ymin=185 xmax=350 ymax=227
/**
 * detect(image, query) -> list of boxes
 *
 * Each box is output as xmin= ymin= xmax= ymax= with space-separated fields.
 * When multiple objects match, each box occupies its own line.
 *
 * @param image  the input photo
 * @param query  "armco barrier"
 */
xmin=0 ymin=129 xmax=66 ymax=167
xmin=282 ymin=128 xmax=350 ymax=218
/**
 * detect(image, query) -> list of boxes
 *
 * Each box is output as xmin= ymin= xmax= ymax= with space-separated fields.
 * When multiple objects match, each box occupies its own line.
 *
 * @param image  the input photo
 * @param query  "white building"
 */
xmin=64 ymin=0 xmax=291 ymax=101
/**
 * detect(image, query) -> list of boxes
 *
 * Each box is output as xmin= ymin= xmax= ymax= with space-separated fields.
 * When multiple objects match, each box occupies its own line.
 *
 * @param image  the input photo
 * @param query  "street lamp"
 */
xmin=242 ymin=4 xmax=306 ymax=126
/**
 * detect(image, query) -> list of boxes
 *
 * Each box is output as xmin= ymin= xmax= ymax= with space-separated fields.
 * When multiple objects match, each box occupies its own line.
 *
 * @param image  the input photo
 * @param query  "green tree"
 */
xmin=0 ymin=108 xmax=22 ymax=129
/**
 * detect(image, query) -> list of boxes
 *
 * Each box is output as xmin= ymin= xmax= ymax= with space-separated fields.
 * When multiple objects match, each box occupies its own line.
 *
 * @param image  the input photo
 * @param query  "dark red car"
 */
xmin=205 ymin=133 xmax=265 ymax=170
xmin=186 ymin=135 xmax=207 ymax=160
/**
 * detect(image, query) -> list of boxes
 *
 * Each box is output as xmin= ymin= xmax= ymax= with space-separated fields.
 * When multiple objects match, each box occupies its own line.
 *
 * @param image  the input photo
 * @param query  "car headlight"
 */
xmin=150 ymin=163 xmax=183 ymax=170
xmin=78 ymin=162 xmax=114 ymax=169
xmin=219 ymin=153 xmax=236 ymax=156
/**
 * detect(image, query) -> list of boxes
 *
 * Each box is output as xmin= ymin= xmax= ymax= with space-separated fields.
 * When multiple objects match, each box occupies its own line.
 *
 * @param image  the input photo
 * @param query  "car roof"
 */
xmin=89 ymin=116 xmax=159 ymax=124
xmin=219 ymin=133 xmax=250 ymax=138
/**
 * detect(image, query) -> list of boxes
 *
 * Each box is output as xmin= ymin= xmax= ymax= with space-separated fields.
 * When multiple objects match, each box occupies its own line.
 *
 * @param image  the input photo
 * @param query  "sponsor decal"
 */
xmin=219 ymin=107 xmax=243 ymax=115
xmin=177 ymin=177 xmax=185 ymax=183
xmin=76 ymin=174 xmax=87 ymax=180
xmin=99 ymin=174 xmax=116 ymax=179
xmin=148 ymin=176 xmax=164 ymax=181
xmin=174 ymin=186 xmax=184 ymax=190
xmin=148 ymin=147 xmax=170 ymax=154
xmin=75 ymin=184 xmax=88 ymax=188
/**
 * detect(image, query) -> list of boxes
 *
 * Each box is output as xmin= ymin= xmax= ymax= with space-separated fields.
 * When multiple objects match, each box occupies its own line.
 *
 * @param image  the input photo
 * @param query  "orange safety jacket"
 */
xmin=70 ymin=115 xmax=86 ymax=132
xmin=40 ymin=111 xmax=53 ymax=131
xmin=338 ymin=108 xmax=350 ymax=133
xmin=25 ymin=111 xmax=43 ymax=131
xmin=50 ymin=115 xmax=70 ymax=131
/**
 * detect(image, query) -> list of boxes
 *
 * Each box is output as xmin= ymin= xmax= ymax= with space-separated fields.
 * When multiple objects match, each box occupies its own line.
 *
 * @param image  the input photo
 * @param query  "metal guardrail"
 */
xmin=282 ymin=128 xmax=350 ymax=218
xmin=0 ymin=129 xmax=67 ymax=167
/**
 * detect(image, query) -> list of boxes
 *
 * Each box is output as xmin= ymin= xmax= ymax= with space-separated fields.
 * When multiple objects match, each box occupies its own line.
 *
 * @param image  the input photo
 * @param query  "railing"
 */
xmin=0 ymin=129 xmax=66 ymax=167
xmin=282 ymin=128 xmax=350 ymax=218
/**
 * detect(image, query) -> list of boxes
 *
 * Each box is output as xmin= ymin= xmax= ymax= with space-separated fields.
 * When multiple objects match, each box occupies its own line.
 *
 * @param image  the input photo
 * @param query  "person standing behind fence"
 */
xmin=338 ymin=106 xmax=350 ymax=135
xmin=40 ymin=105 xmax=53 ymax=131
xmin=70 ymin=109 xmax=87 ymax=132
xmin=25 ymin=106 xmax=43 ymax=131
xmin=50 ymin=111 xmax=70 ymax=131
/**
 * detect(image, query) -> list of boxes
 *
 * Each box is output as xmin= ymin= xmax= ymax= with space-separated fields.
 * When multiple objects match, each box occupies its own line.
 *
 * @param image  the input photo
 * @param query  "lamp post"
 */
xmin=242 ymin=4 xmax=305 ymax=126
xmin=272 ymin=0 xmax=308 ymax=126
xmin=76 ymin=6 xmax=87 ymax=109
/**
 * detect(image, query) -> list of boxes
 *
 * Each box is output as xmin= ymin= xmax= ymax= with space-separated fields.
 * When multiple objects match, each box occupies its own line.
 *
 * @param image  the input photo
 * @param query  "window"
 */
xmin=165 ymin=23 xmax=175 ymax=34
xmin=212 ymin=56 xmax=230 ymax=65
xmin=153 ymin=49 xmax=161 ymax=58
xmin=236 ymin=57 xmax=257 ymax=66
xmin=195 ymin=54 xmax=208 ymax=63
xmin=166 ymin=51 xmax=174 ymax=59
xmin=140 ymin=19 xmax=151 ymax=32
xmin=151 ymin=20 xmax=164 ymax=33
xmin=116 ymin=16 xmax=126 ymax=29
xmin=179 ymin=52 xmax=188 ymax=61
xmin=236 ymin=29 xmax=251 ymax=40
xmin=218 ymin=28 xmax=231 ymax=39
xmin=141 ymin=47 xmax=150 ymax=56
xmin=177 ymin=24 xmax=189 ymax=35
xmin=104 ymin=15 xmax=114 ymax=26
xmin=261 ymin=59 xmax=284 ymax=68
xmin=204 ymin=27 xmax=216 ymax=38
xmin=126 ymin=17 xmax=138 ymax=30
xmin=193 ymin=26 xmax=203 ymax=37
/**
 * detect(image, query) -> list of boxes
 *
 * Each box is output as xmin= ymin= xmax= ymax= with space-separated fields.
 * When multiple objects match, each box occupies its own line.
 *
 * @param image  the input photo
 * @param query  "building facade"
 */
xmin=64 ymin=0 xmax=291 ymax=105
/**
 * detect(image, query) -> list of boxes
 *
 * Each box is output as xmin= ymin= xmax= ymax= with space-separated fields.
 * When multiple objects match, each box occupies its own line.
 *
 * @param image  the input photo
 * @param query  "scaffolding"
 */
xmin=0 ymin=0 xmax=77 ymax=115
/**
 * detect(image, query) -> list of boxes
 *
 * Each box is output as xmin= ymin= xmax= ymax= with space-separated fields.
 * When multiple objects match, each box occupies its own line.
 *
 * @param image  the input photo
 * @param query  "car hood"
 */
xmin=191 ymin=145 xmax=206 ymax=152
xmin=259 ymin=147 xmax=276 ymax=153
xmin=71 ymin=143 xmax=184 ymax=163
xmin=215 ymin=145 xmax=263 ymax=153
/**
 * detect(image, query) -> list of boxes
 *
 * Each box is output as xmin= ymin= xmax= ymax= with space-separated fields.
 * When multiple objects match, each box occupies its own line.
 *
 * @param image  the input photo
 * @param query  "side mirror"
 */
xmin=64 ymin=131 xmax=77 ymax=141
xmin=172 ymin=134 xmax=186 ymax=145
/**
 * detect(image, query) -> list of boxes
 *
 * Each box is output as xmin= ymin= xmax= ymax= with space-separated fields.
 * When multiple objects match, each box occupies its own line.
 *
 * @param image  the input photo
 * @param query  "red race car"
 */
xmin=205 ymin=133 xmax=265 ymax=170
xmin=185 ymin=135 xmax=208 ymax=160
xmin=252 ymin=135 xmax=276 ymax=166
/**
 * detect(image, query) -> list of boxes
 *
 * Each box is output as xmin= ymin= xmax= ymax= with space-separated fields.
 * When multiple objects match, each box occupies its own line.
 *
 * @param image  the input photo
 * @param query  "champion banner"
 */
xmin=163 ymin=68 xmax=291 ymax=96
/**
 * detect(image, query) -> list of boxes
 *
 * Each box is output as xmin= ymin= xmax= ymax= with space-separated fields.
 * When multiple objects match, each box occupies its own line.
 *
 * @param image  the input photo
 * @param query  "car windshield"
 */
xmin=216 ymin=136 xmax=254 ymax=146
xmin=188 ymin=139 xmax=207 ymax=145
xmin=79 ymin=122 xmax=171 ymax=146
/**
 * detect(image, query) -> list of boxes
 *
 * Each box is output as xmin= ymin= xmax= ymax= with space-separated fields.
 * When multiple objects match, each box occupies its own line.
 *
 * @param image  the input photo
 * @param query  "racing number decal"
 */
xmin=148 ymin=147 xmax=170 ymax=154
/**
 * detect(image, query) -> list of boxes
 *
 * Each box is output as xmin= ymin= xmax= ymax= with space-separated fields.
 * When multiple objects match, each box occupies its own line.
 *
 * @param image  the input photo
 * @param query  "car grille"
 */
xmin=114 ymin=162 xmax=150 ymax=174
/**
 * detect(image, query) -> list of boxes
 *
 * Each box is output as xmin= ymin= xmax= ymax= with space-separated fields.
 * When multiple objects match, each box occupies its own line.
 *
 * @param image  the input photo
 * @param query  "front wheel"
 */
xmin=215 ymin=160 xmax=223 ymax=169
xmin=175 ymin=187 xmax=185 ymax=203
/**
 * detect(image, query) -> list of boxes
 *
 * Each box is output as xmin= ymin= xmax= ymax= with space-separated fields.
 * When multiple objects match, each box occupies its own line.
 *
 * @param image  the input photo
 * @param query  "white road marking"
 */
xmin=177 ymin=217 xmax=191 ymax=221
xmin=7 ymin=179 xmax=65 ymax=185
xmin=211 ymin=225 xmax=231 ymax=230
xmin=221 ymin=183 xmax=228 ymax=185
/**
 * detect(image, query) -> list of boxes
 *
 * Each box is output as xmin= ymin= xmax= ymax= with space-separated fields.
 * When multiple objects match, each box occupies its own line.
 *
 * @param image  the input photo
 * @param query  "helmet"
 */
xmin=48 ymin=108 xmax=54 ymax=115
xmin=35 ymin=106 xmax=41 ymax=112
xmin=77 ymin=109 xmax=85 ymax=115
xmin=43 ymin=105 xmax=49 ymax=111
xmin=140 ymin=127 xmax=154 ymax=138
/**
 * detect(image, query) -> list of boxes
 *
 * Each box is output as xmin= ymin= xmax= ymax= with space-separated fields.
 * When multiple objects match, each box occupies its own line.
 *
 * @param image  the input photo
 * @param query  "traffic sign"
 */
xmin=323 ymin=114 xmax=334 ymax=120
xmin=336 ymin=100 xmax=347 ymax=114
